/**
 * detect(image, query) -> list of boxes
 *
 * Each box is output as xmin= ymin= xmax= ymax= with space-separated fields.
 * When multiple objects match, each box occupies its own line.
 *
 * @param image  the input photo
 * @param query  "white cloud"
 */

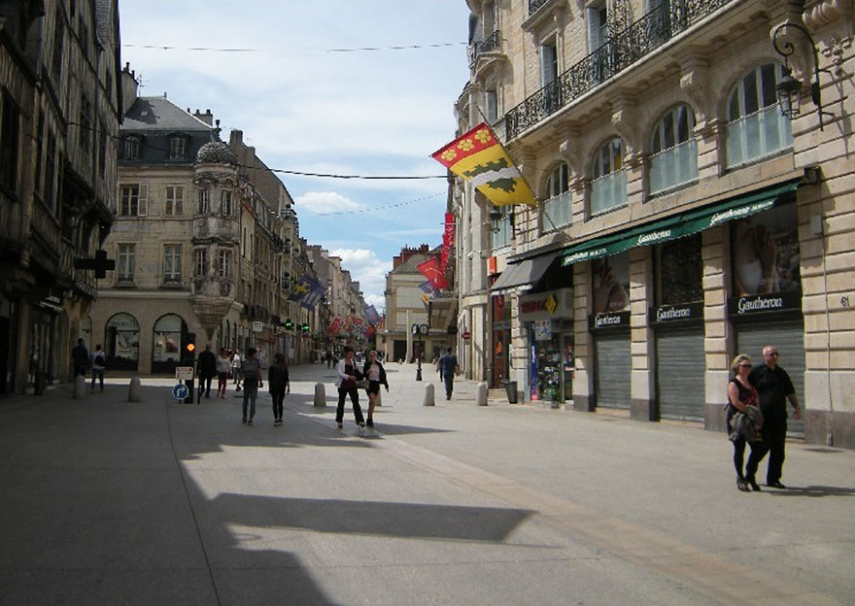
xmin=294 ymin=191 xmax=362 ymax=214
xmin=331 ymin=248 xmax=391 ymax=312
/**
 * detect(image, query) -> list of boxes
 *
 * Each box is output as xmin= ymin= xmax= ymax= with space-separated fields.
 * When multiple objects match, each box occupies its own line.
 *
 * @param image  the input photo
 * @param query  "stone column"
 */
xmin=629 ymin=246 xmax=655 ymax=421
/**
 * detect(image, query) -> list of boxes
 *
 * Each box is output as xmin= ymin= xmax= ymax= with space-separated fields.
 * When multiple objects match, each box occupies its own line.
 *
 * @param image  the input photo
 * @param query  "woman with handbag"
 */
xmin=334 ymin=346 xmax=365 ymax=429
xmin=362 ymin=350 xmax=389 ymax=428
xmin=727 ymin=354 xmax=764 ymax=492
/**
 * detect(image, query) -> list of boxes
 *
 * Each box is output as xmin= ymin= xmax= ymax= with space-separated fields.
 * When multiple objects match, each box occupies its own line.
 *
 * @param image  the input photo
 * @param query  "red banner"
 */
xmin=441 ymin=212 xmax=454 ymax=274
xmin=417 ymin=257 xmax=450 ymax=291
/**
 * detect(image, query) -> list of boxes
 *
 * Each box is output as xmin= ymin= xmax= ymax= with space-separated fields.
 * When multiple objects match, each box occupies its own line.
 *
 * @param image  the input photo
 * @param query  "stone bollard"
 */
xmin=73 ymin=375 xmax=87 ymax=399
xmin=313 ymin=382 xmax=327 ymax=407
xmin=128 ymin=377 xmax=142 ymax=402
xmin=375 ymin=389 xmax=382 ymax=407
xmin=476 ymin=382 xmax=489 ymax=406
xmin=423 ymin=383 xmax=435 ymax=406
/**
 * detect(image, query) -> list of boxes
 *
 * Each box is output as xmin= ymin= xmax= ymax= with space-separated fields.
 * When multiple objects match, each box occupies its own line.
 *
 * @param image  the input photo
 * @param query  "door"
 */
xmin=656 ymin=326 xmax=705 ymax=421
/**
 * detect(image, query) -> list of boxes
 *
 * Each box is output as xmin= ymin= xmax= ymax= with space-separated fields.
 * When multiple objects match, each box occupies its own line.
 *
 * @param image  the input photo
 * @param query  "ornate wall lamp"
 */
xmin=772 ymin=22 xmax=833 ymax=130
xmin=489 ymin=206 xmax=515 ymax=236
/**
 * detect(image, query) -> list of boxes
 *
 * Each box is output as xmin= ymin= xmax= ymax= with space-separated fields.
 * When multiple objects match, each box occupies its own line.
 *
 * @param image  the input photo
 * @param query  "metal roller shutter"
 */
xmin=656 ymin=326 xmax=705 ymax=421
xmin=595 ymin=333 xmax=631 ymax=409
xmin=736 ymin=320 xmax=805 ymax=437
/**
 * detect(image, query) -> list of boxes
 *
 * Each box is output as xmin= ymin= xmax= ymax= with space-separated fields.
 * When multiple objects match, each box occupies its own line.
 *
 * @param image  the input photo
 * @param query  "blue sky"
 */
xmin=119 ymin=1 xmax=472 ymax=310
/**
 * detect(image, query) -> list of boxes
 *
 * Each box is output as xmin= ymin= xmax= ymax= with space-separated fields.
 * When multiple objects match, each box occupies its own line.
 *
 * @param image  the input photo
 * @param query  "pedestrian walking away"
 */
xmin=335 ymin=346 xmax=365 ymax=429
xmin=268 ymin=353 xmax=290 ymax=426
xmin=197 ymin=344 xmax=217 ymax=399
xmin=240 ymin=348 xmax=262 ymax=425
xmin=216 ymin=348 xmax=231 ymax=398
xmin=726 ymin=354 xmax=764 ymax=492
xmin=438 ymin=347 xmax=459 ymax=400
xmin=362 ymin=350 xmax=389 ymax=428
xmin=72 ymin=338 xmax=89 ymax=378
xmin=90 ymin=344 xmax=106 ymax=393
xmin=747 ymin=345 xmax=801 ymax=489
xmin=231 ymin=350 xmax=242 ymax=391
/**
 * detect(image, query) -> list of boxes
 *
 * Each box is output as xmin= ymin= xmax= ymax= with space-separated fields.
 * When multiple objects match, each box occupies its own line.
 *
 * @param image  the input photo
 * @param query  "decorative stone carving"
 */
xmin=804 ymin=0 xmax=852 ymax=29
xmin=678 ymin=52 xmax=712 ymax=126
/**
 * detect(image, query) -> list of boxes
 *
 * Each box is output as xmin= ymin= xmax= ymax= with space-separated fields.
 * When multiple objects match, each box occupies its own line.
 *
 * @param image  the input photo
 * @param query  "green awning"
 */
xmin=561 ymin=180 xmax=800 ymax=266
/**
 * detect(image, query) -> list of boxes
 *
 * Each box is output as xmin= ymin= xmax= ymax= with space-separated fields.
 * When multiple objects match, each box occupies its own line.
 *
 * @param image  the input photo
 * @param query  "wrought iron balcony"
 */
xmin=506 ymin=0 xmax=736 ymax=140
xmin=529 ymin=0 xmax=552 ymax=15
xmin=468 ymin=30 xmax=502 ymax=67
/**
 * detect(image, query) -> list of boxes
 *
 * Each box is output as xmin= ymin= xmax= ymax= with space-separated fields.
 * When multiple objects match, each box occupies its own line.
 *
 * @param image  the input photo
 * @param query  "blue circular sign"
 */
xmin=172 ymin=383 xmax=189 ymax=400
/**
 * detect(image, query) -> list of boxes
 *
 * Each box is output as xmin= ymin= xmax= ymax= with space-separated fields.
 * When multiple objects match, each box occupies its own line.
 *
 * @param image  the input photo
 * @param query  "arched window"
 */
xmin=543 ymin=163 xmax=571 ymax=231
xmin=649 ymin=104 xmax=697 ymax=194
xmin=725 ymin=63 xmax=793 ymax=167
xmin=152 ymin=314 xmax=188 ymax=374
xmin=105 ymin=313 xmax=140 ymax=371
xmin=590 ymin=138 xmax=626 ymax=215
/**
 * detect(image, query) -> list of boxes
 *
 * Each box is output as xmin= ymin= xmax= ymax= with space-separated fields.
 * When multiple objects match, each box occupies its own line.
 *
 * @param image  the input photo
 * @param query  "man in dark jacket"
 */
xmin=746 ymin=345 xmax=801 ymax=489
xmin=72 ymin=339 xmax=89 ymax=377
xmin=197 ymin=345 xmax=218 ymax=399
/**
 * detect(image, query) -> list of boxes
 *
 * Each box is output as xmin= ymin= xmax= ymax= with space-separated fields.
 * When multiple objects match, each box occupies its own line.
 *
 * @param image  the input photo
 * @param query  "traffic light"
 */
xmin=183 ymin=333 xmax=196 ymax=357
xmin=284 ymin=318 xmax=294 ymax=330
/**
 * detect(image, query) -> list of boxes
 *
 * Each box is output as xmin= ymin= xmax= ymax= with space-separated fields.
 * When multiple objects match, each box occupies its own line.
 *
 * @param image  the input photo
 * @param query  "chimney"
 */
xmin=194 ymin=109 xmax=214 ymax=126
xmin=120 ymin=62 xmax=139 ymax=116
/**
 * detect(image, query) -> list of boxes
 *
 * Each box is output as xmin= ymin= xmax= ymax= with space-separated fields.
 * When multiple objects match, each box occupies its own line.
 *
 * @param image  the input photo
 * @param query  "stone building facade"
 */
xmin=0 ymin=0 xmax=121 ymax=394
xmin=87 ymin=67 xmax=320 ymax=374
xmin=455 ymin=0 xmax=854 ymax=446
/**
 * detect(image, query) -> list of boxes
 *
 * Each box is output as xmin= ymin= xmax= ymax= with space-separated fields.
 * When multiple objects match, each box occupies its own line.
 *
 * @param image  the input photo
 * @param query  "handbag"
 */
xmin=355 ymin=379 xmax=369 ymax=390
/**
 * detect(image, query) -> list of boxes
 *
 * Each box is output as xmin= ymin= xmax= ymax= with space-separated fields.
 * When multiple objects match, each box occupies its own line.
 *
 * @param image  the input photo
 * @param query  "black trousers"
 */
xmin=747 ymin=424 xmax=787 ymax=484
xmin=336 ymin=386 xmax=364 ymax=424
xmin=271 ymin=387 xmax=285 ymax=420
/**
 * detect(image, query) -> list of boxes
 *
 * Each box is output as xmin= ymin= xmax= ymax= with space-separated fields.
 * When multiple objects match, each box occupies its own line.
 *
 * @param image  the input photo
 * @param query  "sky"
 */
xmin=119 ymin=1 xmax=473 ymax=312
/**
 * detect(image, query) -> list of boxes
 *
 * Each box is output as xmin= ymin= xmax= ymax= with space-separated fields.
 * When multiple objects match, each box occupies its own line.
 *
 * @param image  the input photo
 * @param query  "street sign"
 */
xmin=175 ymin=366 xmax=194 ymax=380
xmin=252 ymin=321 xmax=263 ymax=332
xmin=172 ymin=383 xmax=189 ymax=400
xmin=461 ymin=331 xmax=471 ymax=340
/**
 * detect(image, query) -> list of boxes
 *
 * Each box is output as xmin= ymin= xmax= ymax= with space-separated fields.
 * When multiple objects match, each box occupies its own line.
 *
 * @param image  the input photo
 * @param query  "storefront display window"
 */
xmin=592 ymin=254 xmax=630 ymax=314
xmin=531 ymin=321 xmax=561 ymax=403
xmin=491 ymin=293 xmax=510 ymax=387
xmin=106 ymin=313 xmax=140 ymax=371
xmin=732 ymin=204 xmax=800 ymax=296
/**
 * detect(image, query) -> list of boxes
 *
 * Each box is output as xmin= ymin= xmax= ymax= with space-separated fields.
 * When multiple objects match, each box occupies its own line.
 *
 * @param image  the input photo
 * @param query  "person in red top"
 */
xmin=727 ymin=354 xmax=763 ymax=492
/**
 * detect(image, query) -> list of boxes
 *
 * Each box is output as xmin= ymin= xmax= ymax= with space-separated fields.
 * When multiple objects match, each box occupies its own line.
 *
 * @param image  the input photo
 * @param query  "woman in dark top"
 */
xmin=362 ymin=350 xmax=389 ymax=428
xmin=727 ymin=354 xmax=762 ymax=492
xmin=268 ymin=353 xmax=290 ymax=427
xmin=334 ymin=347 xmax=365 ymax=429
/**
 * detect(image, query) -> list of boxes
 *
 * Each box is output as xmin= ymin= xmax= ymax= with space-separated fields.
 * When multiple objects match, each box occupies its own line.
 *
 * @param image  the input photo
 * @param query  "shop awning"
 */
xmin=561 ymin=180 xmax=800 ymax=266
xmin=491 ymin=253 xmax=558 ymax=292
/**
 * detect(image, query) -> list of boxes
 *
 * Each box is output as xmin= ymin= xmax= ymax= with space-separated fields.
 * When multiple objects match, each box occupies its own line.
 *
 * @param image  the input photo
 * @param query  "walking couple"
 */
xmin=335 ymin=347 xmax=388 ymax=429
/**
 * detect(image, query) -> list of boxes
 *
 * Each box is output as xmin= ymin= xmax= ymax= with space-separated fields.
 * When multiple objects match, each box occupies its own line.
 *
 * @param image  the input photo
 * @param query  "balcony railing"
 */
xmin=529 ymin=0 xmax=552 ymax=15
xmin=468 ymin=30 xmax=501 ymax=67
xmin=506 ymin=0 xmax=736 ymax=140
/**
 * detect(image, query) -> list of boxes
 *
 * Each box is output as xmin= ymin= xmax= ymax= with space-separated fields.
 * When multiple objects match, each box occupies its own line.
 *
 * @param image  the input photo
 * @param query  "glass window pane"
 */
xmin=728 ymin=91 xmax=741 ymax=121
xmin=760 ymin=64 xmax=778 ymax=108
xmin=743 ymin=72 xmax=759 ymax=115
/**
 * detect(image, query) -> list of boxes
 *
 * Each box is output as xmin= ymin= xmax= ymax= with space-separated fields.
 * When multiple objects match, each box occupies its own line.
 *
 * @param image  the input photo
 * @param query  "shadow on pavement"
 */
xmin=766 ymin=485 xmax=855 ymax=498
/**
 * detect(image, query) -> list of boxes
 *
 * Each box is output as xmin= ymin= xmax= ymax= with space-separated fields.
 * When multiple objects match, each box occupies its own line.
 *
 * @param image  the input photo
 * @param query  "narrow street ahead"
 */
xmin=1 ymin=363 xmax=853 ymax=605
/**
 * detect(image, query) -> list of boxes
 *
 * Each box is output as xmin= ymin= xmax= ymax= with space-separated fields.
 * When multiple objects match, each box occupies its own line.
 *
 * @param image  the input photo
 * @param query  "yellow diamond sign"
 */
xmin=545 ymin=294 xmax=558 ymax=314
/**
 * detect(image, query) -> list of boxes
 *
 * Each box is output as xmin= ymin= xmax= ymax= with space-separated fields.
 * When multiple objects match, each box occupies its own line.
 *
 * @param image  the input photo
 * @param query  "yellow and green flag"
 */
xmin=431 ymin=123 xmax=536 ymax=207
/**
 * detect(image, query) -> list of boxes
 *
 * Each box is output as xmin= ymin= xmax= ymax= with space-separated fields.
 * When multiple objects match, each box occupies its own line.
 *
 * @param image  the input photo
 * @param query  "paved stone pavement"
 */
xmin=1 ymin=362 xmax=853 ymax=605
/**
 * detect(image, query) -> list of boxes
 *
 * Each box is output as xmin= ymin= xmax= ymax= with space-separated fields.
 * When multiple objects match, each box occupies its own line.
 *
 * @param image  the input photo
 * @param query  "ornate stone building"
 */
xmin=455 ymin=0 xmax=854 ymax=446
xmin=0 ymin=0 xmax=121 ymax=394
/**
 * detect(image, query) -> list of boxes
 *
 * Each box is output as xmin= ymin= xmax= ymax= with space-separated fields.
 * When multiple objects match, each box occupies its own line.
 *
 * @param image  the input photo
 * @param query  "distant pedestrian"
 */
xmin=726 ymin=354 xmax=763 ymax=492
xmin=216 ymin=348 xmax=231 ymax=398
xmin=747 ymin=345 xmax=801 ymax=490
xmin=90 ymin=344 xmax=106 ymax=393
xmin=268 ymin=353 xmax=290 ymax=426
xmin=438 ymin=347 xmax=459 ymax=400
xmin=241 ymin=348 xmax=262 ymax=425
xmin=325 ymin=351 xmax=332 ymax=368
xmin=362 ymin=350 xmax=389 ymax=428
xmin=335 ymin=346 xmax=365 ymax=429
xmin=72 ymin=338 xmax=89 ymax=378
xmin=231 ymin=350 xmax=242 ymax=391
xmin=197 ymin=344 xmax=217 ymax=399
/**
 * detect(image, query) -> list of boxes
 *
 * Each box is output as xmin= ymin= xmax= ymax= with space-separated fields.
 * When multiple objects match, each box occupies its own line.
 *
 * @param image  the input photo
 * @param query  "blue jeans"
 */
xmin=91 ymin=369 xmax=104 ymax=391
xmin=242 ymin=380 xmax=258 ymax=420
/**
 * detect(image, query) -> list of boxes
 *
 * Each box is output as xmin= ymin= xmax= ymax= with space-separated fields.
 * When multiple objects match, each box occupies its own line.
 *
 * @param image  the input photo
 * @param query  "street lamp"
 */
xmin=772 ymin=22 xmax=833 ymax=131
xmin=412 ymin=323 xmax=429 ymax=381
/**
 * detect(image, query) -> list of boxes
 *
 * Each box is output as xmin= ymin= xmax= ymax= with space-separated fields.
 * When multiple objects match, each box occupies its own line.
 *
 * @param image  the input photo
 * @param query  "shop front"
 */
xmin=520 ymin=289 xmax=573 ymax=406
xmin=590 ymin=254 xmax=632 ymax=410
xmin=491 ymin=293 xmax=510 ymax=388
xmin=652 ymin=234 xmax=706 ymax=422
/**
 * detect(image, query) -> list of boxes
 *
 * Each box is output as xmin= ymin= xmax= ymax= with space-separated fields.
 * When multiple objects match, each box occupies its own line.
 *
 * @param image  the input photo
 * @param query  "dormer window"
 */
xmin=124 ymin=135 xmax=140 ymax=160
xmin=168 ymin=135 xmax=187 ymax=159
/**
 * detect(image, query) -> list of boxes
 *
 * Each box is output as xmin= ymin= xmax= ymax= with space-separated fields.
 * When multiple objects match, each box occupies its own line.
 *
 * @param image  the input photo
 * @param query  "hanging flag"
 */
xmin=365 ymin=305 xmax=381 ymax=326
xmin=329 ymin=316 xmax=342 ymax=336
xmin=300 ymin=278 xmax=326 ymax=309
xmin=431 ymin=122 xmax=536 ymax=207
xmin=441 ymin=212 xmax=454 ymax=274
xmin=288 ymin=274 xmax=314 ymax=301
xmin=419 ymin=281 xmax=439 ymax=297
xmin=417 ymin=257 xmax=449 ymax=291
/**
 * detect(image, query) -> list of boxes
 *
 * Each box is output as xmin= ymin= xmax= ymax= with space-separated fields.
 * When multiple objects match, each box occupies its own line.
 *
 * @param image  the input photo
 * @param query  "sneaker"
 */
xmin=366 ymin=418 xmax=374 ymax=428
xmin=357 ymin=421 xmax=365 ymax=428
xmin=736 ymin=478 xmax=749 ymax=492
xmin=274 ymin=419 xmax=281 ymax=426
xmin=248 ymin=419 xmax=253 ymax=426
xmin=767 ymin=481 xmax=786 ymax=489
xmin=337 ymin=422 xmax=343 ymax=429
